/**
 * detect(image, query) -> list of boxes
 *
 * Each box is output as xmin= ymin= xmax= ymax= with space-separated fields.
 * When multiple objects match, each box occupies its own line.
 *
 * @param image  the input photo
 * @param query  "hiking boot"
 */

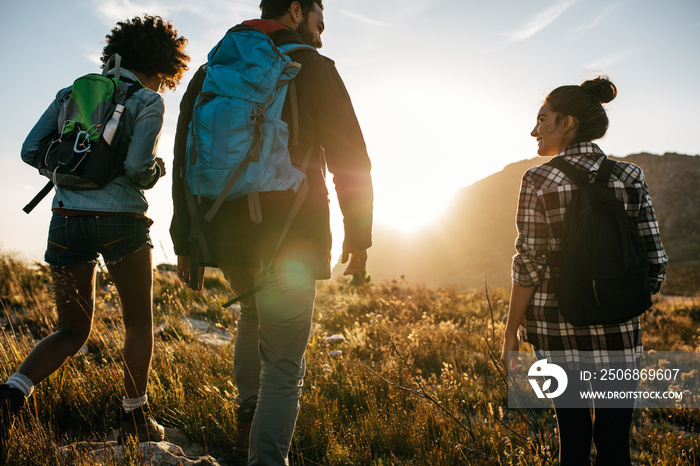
xmin=234 ymin=406 xmax=255 ymax=450
xmin=0 ymin=385 xmax=25 ymax=417
xmin=117 ymin=404 xmax=165 ymax=444
xmin=1 ymin=384 xmax=26 ymax=461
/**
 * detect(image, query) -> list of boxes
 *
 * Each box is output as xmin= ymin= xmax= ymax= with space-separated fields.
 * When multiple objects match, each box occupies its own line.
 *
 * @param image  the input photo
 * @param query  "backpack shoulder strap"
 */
xmin=276 ymin=44 xmax=316 ymax=146
xmin=546 ymin=157 xmax=588 ymax=188
xmin=595 ymin=157 xmax=616 ymax=184
xmin=277 ymin=43 xmax=318 ymax=55
xmin=116 ymin=77 xmax=144 ymax=106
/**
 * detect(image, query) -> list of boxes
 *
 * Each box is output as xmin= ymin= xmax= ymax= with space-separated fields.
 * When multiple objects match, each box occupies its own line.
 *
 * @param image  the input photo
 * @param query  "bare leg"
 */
xmin=18 ymin=263 xmax=96 ymax=384
xmin=106 ymin=246 xmax=153 ymax=399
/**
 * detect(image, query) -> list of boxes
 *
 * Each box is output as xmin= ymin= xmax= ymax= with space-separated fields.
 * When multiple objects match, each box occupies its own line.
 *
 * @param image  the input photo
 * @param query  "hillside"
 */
xmin=366 ymin=152 xmax=700 ymax=290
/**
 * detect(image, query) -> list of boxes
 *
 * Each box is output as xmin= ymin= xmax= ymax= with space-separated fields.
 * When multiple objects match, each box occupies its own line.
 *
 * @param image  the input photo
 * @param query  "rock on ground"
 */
xmin=59 ymin=427 xmax=221 ymax=465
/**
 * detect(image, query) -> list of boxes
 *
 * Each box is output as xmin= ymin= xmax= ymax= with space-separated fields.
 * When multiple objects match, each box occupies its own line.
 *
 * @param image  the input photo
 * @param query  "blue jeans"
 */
xmin=45 ymin=214 xmax=152 ymax=267
xmin=220 ymin=265 xmax=316 ymax=466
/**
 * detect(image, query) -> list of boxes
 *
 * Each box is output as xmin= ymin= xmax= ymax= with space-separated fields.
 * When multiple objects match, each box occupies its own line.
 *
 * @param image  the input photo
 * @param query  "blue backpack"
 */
xmin=185 ymin=26 xmax=313 ymax=222
xmin=183 ymin=25 xmax=316 ymax=294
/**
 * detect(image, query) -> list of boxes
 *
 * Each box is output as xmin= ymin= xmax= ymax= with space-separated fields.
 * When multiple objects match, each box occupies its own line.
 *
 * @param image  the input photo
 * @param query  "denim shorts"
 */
xmin=45 ymin=214 xmax=152 ymax=268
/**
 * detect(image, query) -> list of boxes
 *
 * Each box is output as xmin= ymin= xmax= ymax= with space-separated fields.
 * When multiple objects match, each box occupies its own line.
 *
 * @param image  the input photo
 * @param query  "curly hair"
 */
xmin=101 ymin=14 xmax=189 ymax=92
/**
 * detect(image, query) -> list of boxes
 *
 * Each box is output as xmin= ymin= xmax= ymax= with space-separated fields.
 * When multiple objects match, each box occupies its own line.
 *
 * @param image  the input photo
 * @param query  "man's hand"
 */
xmin=177 ymin=255 xmax=204 ymax=291
xmin=156 ymin=157 xmax=166 ymax=177
xmin=341 ymin=243 xmax=367 ymax=276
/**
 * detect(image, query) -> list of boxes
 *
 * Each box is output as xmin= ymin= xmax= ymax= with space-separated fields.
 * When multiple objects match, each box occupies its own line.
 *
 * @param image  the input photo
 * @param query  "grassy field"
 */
xmin=1 ymin=251 xmax=699 ymax=465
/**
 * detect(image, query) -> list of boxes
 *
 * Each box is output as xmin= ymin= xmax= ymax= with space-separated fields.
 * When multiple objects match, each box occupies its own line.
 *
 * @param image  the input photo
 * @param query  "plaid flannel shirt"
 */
xmin=511 ymin=142 xmax=667 ymax=365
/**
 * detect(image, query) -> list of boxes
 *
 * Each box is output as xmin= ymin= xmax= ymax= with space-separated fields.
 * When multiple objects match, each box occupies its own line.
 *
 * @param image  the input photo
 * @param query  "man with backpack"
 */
xmin=169 ymin=1 xmax=373 ymax=464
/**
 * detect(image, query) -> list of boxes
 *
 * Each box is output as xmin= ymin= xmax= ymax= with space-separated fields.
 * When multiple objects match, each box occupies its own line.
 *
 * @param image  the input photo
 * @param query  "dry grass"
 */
xmin=1 ymin=251 xmax=698 ymax=465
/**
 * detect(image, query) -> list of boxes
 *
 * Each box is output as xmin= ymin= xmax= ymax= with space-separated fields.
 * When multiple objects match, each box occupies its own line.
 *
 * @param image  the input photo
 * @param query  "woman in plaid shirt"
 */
xmin=500 ymin=76 xmax=667 ymax=465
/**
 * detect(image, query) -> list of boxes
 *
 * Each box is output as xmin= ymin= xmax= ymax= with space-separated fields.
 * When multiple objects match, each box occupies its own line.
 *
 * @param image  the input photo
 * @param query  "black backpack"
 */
xmin=547 ymin=157 xmax=651 ymax=326
xmin=23 ymin=54 xmax=142 ymax=214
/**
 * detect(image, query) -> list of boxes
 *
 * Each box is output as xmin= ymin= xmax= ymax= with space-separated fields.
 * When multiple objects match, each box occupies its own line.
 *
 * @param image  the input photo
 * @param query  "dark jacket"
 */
xmin=170 ymin=20 xmax=373 ymax=279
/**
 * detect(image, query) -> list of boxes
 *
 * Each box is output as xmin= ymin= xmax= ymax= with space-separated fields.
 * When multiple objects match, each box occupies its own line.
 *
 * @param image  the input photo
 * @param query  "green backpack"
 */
xmin=24 ymin=54 xmax=143 ymax=213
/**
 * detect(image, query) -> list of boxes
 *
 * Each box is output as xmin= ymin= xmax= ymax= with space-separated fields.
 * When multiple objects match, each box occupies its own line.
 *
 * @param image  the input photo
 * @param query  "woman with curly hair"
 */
xmin=1 ymin=14 xmax=189 ymax=447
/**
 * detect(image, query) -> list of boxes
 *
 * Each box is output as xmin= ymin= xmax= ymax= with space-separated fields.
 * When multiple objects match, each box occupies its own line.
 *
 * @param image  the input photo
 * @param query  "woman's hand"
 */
xmin=500 ymin=333 xmax=520 ymax=376
xmin=500 ymin=284 xmax=536 ymax=375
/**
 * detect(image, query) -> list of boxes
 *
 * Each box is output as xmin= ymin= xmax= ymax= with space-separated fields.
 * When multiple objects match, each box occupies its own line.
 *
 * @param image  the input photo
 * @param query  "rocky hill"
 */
xmin=365 ymin=152 xmax=700 ymax=290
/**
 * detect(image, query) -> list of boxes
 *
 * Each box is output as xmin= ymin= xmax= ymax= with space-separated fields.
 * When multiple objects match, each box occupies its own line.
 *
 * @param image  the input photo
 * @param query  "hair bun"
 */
xmin=580 ymin=76 xmax=617 ymax=104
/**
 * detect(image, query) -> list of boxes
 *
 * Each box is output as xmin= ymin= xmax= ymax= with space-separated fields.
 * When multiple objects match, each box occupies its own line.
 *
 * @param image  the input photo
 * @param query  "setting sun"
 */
xmin=348 ymin=82 xmax=529 ymax=234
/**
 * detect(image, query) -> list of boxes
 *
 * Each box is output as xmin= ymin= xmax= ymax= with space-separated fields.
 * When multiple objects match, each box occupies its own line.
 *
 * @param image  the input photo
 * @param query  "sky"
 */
xmin=1 ymin=0 xmax=699 ymax=267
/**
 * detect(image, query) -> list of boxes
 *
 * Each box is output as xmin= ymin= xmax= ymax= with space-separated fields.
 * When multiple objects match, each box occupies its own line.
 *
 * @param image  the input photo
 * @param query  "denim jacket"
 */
xmin=21 ymin=69 xmax=164 ymax=215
